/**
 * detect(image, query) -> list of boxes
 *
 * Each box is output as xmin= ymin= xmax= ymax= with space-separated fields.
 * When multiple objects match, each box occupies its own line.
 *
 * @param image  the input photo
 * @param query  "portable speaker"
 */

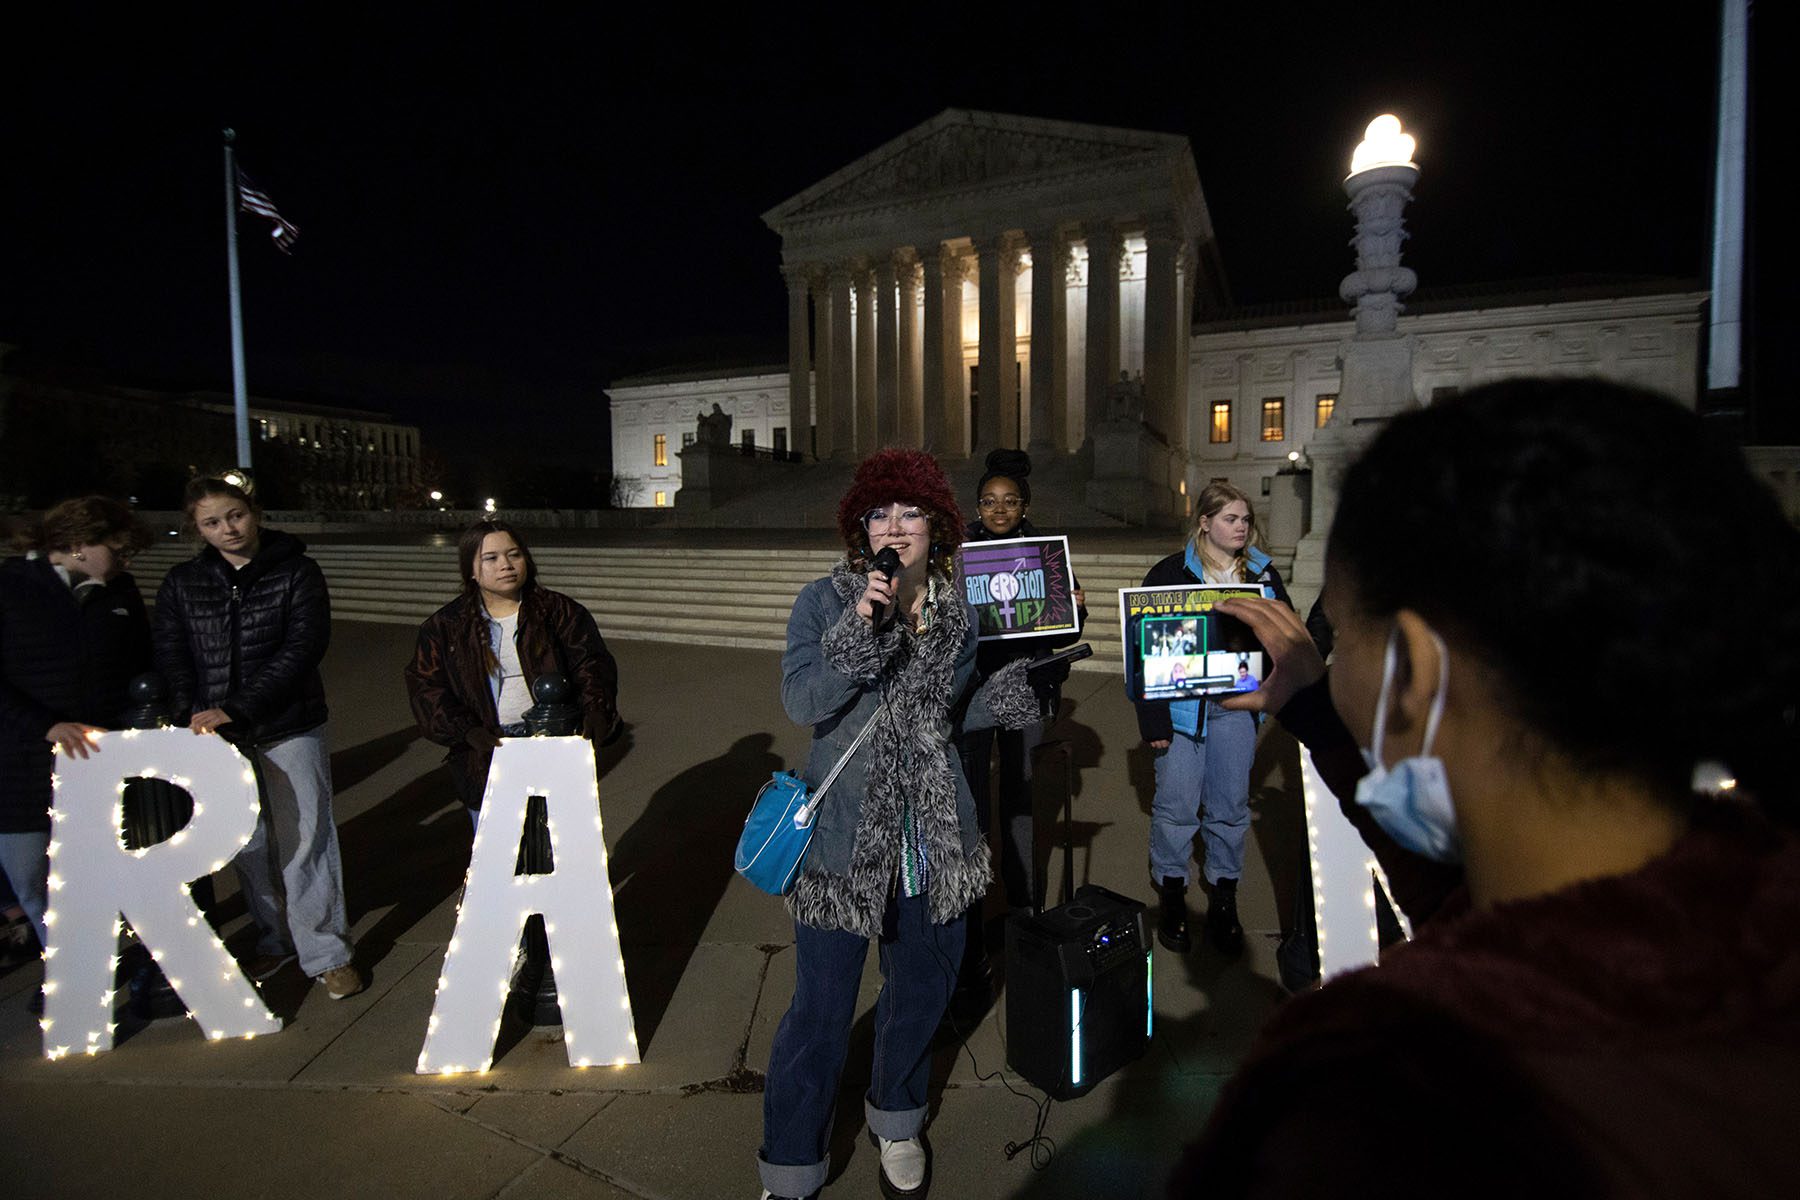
xmin=1004 ymin=884 xmax=1152 ymax=1100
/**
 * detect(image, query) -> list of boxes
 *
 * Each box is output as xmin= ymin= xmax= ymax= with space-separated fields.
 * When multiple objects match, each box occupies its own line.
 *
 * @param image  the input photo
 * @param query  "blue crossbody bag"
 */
xmin=735 ymin=702 xmax=883 ymax=896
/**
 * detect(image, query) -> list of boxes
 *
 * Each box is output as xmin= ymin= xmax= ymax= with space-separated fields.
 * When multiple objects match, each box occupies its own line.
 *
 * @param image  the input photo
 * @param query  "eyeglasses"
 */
xmin=861 ymin=506 xmax=930 ymax=532
xmin=977 ymin=496 xmax=1023 ymax=512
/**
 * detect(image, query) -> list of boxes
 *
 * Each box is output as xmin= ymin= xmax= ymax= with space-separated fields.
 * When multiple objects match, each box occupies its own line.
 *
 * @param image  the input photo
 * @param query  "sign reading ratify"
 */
xmin=957 ymin=536 xmax=1079 ymax=641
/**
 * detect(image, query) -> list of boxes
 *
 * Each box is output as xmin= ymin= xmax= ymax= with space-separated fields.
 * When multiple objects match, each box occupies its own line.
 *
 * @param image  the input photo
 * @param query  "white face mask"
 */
xmin=1354 ymin=625 xmax=1460 ymax=863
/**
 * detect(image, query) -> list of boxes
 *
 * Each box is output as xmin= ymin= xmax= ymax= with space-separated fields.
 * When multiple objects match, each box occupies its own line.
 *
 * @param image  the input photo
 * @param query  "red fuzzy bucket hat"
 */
xmin=836 ymin=448 xmax=963 ymax=555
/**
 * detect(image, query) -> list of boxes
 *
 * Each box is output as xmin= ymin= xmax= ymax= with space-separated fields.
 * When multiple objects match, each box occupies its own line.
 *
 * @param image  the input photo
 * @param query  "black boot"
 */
xmin=1157 ymin=876 xmax=1192 ymax=952
xmin=1205 ymin=878 xmax=1245 ymax=957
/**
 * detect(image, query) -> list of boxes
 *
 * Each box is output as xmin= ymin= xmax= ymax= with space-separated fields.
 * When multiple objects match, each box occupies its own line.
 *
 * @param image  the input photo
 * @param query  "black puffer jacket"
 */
xmin=0 ymin=557 xmax=151 ymax=833
xmin=152 ymin=529 xmax=329 ymax=745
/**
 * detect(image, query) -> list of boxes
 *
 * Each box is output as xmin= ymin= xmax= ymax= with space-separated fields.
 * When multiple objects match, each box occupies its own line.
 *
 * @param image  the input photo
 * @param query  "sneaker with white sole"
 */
xmin=868 ymin=1130 xmax=929 ymax=1198
xmin=316 ymin=964 xmax=367 ymax=1000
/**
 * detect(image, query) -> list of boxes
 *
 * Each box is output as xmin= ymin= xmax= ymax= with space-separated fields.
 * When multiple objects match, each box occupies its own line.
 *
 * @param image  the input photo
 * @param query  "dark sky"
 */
xmin=3 ymin=4 xmax=1739 ymax=463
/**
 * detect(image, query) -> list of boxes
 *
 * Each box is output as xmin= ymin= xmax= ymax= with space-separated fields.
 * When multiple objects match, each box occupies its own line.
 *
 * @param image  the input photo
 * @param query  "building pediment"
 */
xmin=767 ymin=110 xmax=1182 ymax=224
xmin=763 ymin=109 xmax=1204 ymax=235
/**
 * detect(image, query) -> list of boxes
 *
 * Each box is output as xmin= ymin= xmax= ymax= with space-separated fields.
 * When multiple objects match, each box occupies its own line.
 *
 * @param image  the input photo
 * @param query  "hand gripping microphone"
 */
xmin=867 ymin=546 xmax=902 ymax=628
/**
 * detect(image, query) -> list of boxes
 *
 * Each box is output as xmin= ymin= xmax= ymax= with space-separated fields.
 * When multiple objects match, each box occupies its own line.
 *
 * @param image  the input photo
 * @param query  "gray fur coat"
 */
xmin=780 ymin=560 xmax=1039 ymax=936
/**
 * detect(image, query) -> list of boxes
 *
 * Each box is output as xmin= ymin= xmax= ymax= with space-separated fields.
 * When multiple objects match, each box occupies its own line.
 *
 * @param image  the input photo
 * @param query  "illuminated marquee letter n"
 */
xmin=44 ymin=728 xmax=281 ymax=1058
xmin=417 ymin=736 xmax=637 ymax=1075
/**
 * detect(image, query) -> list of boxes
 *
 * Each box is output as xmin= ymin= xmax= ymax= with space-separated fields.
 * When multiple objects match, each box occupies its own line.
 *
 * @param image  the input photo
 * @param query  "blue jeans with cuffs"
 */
xmin=759 ymin=890 xmax=963 ymax=1198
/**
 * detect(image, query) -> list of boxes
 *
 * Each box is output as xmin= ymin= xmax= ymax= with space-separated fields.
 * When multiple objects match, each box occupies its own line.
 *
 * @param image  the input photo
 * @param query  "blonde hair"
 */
xmin=1190 ymin=482 xmax=1259 ymax=582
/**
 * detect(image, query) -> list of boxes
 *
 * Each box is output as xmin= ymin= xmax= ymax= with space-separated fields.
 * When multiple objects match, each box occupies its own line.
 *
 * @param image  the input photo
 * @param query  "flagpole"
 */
xmin=223 ymin=128 xmax=253 ymax=471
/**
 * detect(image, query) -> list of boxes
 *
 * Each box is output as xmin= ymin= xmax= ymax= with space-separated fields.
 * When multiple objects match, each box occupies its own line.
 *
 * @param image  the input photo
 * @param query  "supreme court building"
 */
xmin=606 ymin=109 xmax=1703 ymax=523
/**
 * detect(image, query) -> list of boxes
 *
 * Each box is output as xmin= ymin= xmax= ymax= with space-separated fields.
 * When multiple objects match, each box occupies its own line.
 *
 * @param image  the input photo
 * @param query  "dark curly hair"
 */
xmin=977 ymin=448 xmax=1032 ymax=505
xmin=31 ymin=496 xmax=150 ymax=557
xmin=1329 ymin=377 xmax=1800 ymax=812
xmin=837 ymin=448 xmax=963 ymax=577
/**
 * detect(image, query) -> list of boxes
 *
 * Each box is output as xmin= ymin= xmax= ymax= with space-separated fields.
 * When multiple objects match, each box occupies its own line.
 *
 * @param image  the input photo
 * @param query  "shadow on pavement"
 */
xmin=336 ymin=759 xmax=471 ymax=976
xmin=1248 ymin=725 xmax=1308 ymax=943
xmin=330 ymin=724 xmax=423 ymax=793
xmin=610 ymin=731 xmax=781 ymax=1054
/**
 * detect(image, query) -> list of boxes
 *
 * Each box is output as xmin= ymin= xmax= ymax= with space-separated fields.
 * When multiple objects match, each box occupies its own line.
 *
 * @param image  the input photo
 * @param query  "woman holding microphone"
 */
xmin=758 ymin=448 xmax=1037 ymax=1200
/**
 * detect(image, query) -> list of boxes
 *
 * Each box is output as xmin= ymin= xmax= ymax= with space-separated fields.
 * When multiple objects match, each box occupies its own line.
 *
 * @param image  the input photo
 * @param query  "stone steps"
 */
xmin=125 ymin=542 xmax=1242 ymax=675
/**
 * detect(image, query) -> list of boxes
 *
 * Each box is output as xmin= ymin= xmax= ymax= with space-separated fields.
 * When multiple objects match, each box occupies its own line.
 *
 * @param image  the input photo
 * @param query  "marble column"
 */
xmin=876 ymin=256 xmax=899 ymax=445
xmin=942 ymin=246 xmax=971 ymax=457
xmin=1025 ymin=227 xmax=1066 ymax=457
xmin=896 ymin=251 xmax=921 ymax=446
xmin=1144 ymin=220 xmax=1181 ymax=446
xmin=1177 ymin=241 xmax=1195 ymax=454
xmin=854 ymin=264 xmax=878 ymax=455
xmin=920 ymin=246 xmax=946 ymax=453
xmin=975 ymin=233 xmax=1020 ymax=450
xmin=1083 ymin=222 xmax=1122 ymax=439
xmin=782 ymin=265 xmax=811 ymax=459
xmin=810 ymin=268 xmax=834 ymax=461
xmin=828 ymin=264 xmax=855 ymax=461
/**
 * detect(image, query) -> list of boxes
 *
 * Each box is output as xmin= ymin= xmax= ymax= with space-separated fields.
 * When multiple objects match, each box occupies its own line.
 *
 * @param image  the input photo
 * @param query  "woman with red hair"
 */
xmin=758 ymin=449 xmax=1037 ymax=1200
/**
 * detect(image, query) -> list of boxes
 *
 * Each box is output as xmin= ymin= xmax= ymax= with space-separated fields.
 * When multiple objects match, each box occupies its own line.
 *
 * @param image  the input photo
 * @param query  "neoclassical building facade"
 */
xmin=606 ymin=110 xmax=1703 ymax=517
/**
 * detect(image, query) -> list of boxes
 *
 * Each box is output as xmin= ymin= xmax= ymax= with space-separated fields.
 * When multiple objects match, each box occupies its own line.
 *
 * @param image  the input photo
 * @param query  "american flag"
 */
xmin=236 ymin=168 xmax=299 ymax=253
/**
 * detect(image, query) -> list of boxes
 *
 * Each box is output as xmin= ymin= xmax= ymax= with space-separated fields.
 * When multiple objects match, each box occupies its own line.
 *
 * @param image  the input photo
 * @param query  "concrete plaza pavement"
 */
xmin=0 ymin=618 xmax=1313 ymax=1199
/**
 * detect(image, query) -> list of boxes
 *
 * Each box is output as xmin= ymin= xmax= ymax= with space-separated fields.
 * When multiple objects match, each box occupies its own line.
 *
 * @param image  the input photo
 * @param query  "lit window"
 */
xmin=1260 ymin=398 xmax=1285 ymax=442
xmin=1315 ymin=393 xmax=1337 ymax=429
xmin=1209 ymin=401 xmax=1231 ymax=444
xmin=653 ymin=434 xmax=667 ymax=467
xmin=654 ymin=491 xmax=667 ymax=507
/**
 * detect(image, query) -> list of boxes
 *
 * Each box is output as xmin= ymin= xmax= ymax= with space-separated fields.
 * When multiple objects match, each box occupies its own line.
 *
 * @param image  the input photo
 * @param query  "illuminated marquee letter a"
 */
xmin=417 ymin=736 xmax=637 ymax=1075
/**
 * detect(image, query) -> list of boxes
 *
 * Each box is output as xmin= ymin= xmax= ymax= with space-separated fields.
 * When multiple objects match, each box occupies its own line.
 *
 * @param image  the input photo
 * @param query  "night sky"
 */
xmin=6 ymin=5 xmax=1771 ymax=476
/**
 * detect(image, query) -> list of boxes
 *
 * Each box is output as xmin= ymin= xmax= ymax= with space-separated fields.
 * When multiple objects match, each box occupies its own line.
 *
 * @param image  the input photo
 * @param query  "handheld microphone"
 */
xmin=868 ymin=546 xmax=901 ymax=627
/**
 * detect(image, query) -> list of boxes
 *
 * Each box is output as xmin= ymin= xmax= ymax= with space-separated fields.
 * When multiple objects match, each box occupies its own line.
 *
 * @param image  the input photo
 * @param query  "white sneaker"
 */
xmin=869 ymin=1131 xmax=929 ymax=1197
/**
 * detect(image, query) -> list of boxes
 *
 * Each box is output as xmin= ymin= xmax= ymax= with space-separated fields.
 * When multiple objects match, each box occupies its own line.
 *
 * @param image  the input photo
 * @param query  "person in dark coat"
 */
xmin=152 ymin=477 xmax=364 ymax=1000
xmin=403 ymin=520 xmax=619 ymax=817
xmin=1169 ymin=378 xmax=1800 ymax=1199
xmin=1136 ymin=482 xmax=1293 ymax=957
xmin=956 ymin=448 xmax=1087 ymax=915
xmin=0 ymin=497 xmax=151 ymax=953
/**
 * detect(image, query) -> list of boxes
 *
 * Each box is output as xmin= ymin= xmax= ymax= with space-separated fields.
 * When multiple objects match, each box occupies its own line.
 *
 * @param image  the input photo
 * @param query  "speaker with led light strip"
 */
xmin=1003 ymin=884 xmax=1151 ymax=1100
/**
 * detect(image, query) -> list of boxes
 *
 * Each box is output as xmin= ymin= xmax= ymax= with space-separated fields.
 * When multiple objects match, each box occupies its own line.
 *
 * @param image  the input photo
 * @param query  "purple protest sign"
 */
xmin=956 ymin=535 xmax=1078 ymax=641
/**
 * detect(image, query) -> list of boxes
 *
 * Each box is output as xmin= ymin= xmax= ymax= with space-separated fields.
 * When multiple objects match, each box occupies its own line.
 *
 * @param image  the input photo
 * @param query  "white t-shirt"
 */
xmin=1200 ymin=559 xmax=1240 ymax=585
xmin=492 ymin=610 xmax=530 ymax=727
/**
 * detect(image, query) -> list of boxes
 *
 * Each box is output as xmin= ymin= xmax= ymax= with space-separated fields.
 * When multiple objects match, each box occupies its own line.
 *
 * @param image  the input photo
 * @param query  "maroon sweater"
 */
xmin=1169 ymin=805 xmax=1800 ymax=1198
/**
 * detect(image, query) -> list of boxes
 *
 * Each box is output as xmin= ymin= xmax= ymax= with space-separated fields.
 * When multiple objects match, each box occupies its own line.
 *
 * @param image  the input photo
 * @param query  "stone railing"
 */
xmin=129 ymin=508 xmax=672 ymax=535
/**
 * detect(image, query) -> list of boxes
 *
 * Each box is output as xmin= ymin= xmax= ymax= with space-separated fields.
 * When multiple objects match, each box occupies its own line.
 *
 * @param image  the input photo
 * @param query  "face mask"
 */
xmin=1354 ymin=626 xmax=1460 ymax=863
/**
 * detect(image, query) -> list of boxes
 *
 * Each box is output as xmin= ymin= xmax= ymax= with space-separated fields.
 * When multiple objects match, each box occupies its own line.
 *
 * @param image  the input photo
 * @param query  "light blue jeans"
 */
xmin=1150 ymin=706 xmax=1257 ymax=886
xmin=234 ymin=726 xmax=354 ymax=976
xmin=0 ymin=830 xmax=50 ymax=949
